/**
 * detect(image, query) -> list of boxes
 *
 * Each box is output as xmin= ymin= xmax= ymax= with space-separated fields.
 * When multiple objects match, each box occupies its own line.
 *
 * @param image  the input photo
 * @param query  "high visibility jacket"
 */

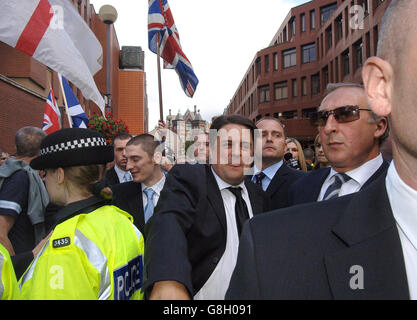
xmin=19 ymin=204 xmax=145 ymax=300
xmin=0 ymin=243 xmax=20 ymax=300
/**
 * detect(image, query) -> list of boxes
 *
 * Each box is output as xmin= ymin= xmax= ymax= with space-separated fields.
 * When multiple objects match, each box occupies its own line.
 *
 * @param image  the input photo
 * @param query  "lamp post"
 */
xmin=98 ymin=5 xmax=118 ymax=115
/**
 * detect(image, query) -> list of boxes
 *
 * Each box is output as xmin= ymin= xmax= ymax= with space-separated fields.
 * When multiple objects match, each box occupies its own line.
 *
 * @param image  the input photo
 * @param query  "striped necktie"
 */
xmin=322 ymin=173 xmax=351 ymax=201
xmin=143 ymin=188 xmax=155 ymax=223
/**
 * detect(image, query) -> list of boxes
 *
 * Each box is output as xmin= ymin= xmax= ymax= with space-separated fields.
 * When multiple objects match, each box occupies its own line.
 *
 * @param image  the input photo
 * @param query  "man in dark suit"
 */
xmin=111 ymin=134 xmax=165 ymax=235
xmin=227 ymin=0 xmax=417 ymax=299
xmin=251 ymin=117 xmax=305 ymax=210
xmin=288 ymin=82 xmax=389 ymax=205
xmin=143 ymin=115 xmax=269 ymax=300
xmin=104 ymin=132 xmax=132 ymax=186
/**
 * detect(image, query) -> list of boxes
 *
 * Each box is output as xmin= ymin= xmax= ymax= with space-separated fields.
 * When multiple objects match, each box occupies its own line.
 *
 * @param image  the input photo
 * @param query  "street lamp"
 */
xmin=98 ymin=5 xmax=118 ymax=114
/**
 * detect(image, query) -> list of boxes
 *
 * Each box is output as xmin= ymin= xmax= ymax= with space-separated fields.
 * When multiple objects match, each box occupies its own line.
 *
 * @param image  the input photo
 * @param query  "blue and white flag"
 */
xmin=60 ymin=74 xmax=89 ymax=128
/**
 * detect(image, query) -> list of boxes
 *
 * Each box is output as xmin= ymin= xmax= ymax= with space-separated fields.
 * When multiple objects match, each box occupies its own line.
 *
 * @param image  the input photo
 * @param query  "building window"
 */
xmin=274 ymin=81 xmax=288 ymax=100
xmin=290 ymin=17 xmax=296 ymax=36
xmin=283 ymin=48 xmax=296 ymax=68
xmin=354 ymin=40 xmax=363 ymax=69
xmin=265 ymin=55 xmax=269 ymax=73
xmin=335 ymin=14 xmax=343 ymax=44
xmin=323 ymin=66 xmax=329 ymax=89
xmin=321 ymin=3 xmax=337 ymax=26
xmin=302 ymin=107 xmax=317 ymax=119
xmin=311 ymin=73 xmax=320 ymax=95
xmin=259 ymin=85 xmax=270 ymax=103
xmin=326 ymin=26 xmax=332 ymax=51
xmin=292 ymin=79 xmax=297 ymax=97
xmin=302 ymin=43 xmax=316 ymax=64
xmin=301 ymin=77 xmax=307 ymax=96
xmin=273 ymin=53 xmax=278 ymax=71
xmin=342 ymin=49 xmax=350 ymax=76
xmin=255 ymin=57 xmax=261 ymax=77
xmin=301 ymin=13 xmax=306 ymax=32
xmin=310 ymin=10 xmax=316 ymax=29
xmin=283 ymin=110 xmax=297 ymax=119
xmin=186 ymin=120 xmax=192 ymax=131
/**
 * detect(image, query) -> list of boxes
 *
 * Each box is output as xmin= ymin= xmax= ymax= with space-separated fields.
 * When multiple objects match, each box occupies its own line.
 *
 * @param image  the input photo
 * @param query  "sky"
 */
xmin=89 ymin=0 xmax=307 ymax=130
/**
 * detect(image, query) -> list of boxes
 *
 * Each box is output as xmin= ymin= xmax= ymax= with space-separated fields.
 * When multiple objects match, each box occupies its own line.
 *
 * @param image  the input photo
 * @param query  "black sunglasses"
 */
xmin=309 ymin=105 xmax=372 ymax=126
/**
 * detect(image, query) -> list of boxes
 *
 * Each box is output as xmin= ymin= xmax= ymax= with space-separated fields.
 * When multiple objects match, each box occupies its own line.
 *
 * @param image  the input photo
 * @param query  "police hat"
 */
xmin=30 ymin=128 xmax=114 ymax=170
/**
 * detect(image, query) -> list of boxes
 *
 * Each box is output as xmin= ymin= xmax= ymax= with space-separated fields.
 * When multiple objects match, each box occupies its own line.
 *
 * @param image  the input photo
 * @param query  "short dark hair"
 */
xmin=126 ymin=133 xmax=161 ymax=158
xmin=209 ymin=114 xmax=256 ymax=147
xmin=15 ymin=126 xmax=46 ymax=157
xmin=255 ymin=116 xmax=286 ymax=137
xmin=113 ymin=132 xmax=132 ymax=144
xmin=303 ymin=148 xmax=314 ymax=161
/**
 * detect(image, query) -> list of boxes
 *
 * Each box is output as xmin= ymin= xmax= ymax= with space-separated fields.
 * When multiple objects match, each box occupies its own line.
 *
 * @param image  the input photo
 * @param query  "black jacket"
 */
xmin=226 ymin=173 xmax=409 ymax=299
xmin=143 ymin=163 xmax=270 ymax=296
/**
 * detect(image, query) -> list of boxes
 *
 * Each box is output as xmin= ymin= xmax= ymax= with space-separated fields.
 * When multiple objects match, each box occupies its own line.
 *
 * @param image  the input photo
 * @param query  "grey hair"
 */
xmin=324 ymin=83 xmax=389 ymax=145
xmin=15 ymin=126 xmax=46 ymax=157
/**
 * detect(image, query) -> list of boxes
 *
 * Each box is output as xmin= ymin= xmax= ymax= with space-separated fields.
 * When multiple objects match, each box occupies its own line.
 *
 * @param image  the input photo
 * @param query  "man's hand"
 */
xmin=149 ymin=280 xmax=191 ymax=300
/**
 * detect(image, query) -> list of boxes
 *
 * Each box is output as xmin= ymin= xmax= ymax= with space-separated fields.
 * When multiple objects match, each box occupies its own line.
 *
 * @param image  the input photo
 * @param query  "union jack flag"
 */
xmin=42 ymin=88 xmax=61 ymax=135
xmin=148 ymin=0 xmax=199 ymax=97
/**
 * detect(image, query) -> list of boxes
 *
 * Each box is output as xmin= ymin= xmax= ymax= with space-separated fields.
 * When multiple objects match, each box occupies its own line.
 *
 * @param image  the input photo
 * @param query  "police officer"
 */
xmin=19 ymin=128 xmax=145 ymax=300
xmin=0 ymin=243 xmax=19 ymax=300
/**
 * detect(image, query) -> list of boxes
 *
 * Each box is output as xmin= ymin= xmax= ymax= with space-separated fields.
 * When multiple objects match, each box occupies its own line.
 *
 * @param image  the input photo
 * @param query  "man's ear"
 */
xmin=374 ymin=116 xmax=388 ymax=140
xmin=57 ymin=167 xmax=65 ymax=184
xmin=153 ymin=151 xmax=162 ymax=165
xmin=362 ymin=56 xmax=394 ymax=117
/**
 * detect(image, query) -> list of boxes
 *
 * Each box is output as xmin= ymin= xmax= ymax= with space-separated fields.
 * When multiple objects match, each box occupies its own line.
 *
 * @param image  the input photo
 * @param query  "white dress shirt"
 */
xmin=194 ymin=167 xmax=254 ymax=300
xmin=318 ymin=154 xmax=383 ymax=201
xmin=114 ymin=165 xmax=132 ymax=183
xmin=386 ymin=161 xmax=417 ymax=299
xmin=252 ymin=160 xmax=283 ymax=191
xmin=141 ymin=174 xmax=166 ymax=209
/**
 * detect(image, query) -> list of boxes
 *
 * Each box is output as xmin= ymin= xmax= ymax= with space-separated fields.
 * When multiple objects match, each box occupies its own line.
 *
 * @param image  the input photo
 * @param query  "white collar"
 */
xmin=141 ymin=174 xmax=166 ymax=196
xmin=328 ymin=153 xmax=383 ymax=186
xmin=386 ymin=161 xmax=417 ymax=250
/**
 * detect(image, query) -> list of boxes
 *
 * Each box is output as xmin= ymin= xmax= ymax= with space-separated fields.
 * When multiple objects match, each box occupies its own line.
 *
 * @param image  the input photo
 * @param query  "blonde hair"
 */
xmin=286 ymin=138 xmax=307 ymax=172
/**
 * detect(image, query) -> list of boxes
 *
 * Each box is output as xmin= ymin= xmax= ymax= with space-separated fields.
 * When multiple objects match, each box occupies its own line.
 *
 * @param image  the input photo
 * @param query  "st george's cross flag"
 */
xmin=42 ymin=88 xmax=61 ymax=135
xmin=0 ymin=0 xmax=105 ymax=114
xmin=148 ymin=0 xmax=199 ymax=97
xmin=60 ymin=75 xmax=89 ymax=129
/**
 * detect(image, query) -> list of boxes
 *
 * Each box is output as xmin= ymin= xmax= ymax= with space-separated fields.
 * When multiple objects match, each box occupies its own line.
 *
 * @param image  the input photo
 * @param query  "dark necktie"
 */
xmin=322 ymin=173 xmax=351 ymax=201
xmin=227 ymin=187 xmax=250 ymax=236
xmin=254 ymin=172 xmax=266 ymax=188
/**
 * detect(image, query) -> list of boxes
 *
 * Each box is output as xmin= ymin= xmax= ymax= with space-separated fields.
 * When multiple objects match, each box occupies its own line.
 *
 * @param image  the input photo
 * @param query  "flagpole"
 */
xmin=156 ymin=33 xmax=164 ymax=122
xmin=58 ymin=74 xmax=73 ymax=128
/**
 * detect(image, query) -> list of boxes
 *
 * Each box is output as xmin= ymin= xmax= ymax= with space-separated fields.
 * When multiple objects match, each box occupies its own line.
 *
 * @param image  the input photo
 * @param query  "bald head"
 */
xmin=377 ymin=0 xmax=415 ymax=66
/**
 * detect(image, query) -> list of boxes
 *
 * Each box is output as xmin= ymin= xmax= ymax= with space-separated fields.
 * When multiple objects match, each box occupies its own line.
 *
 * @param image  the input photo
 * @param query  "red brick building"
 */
xmin=226 ymin=0 xmax=391 ymax=145
xmin=0 ymin=0 xmax=148 ymax=154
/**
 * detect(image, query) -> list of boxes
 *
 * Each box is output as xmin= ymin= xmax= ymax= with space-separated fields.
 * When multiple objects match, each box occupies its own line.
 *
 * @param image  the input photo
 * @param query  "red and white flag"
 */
xmin=0 ymin=0 xmax=105 ymax=114
xmin=42 ymin=88 xmax=61 ymax=135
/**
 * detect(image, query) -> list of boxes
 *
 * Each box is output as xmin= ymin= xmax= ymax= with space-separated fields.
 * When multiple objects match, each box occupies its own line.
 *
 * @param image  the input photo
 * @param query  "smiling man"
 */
xmin=143 ymin=114 xmax=269 ymax=300
xmin=289 ymin=83 xmax=389 ymax=205
xmin=251 ymin=117 xmax=305 ymax=210
xmin=111 ymin=134 xmax=165 ymax=235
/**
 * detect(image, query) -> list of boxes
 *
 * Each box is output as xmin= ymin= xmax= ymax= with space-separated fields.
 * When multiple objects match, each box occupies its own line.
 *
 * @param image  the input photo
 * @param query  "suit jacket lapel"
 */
xmin=244 ymin=180 xmax=264 ymax=215
xmin=361 ymin=160 xmax=389 ymax=190
xmin=206 ymin=165 xmax=227 ymax=234
xmin=265 ymin=164 xmax=289 ymax=197
xmin=324 ymin=176 xmax=409 ymax=299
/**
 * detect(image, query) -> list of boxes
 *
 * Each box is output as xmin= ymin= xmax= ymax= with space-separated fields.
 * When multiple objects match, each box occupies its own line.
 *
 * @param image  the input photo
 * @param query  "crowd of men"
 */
xmin=0 ymin=0 xmax=416 ymax=300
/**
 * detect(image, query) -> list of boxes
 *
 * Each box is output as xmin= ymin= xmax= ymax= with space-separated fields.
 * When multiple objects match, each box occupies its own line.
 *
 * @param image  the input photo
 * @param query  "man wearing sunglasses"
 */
xmin=288 ymin=82 xmax=389 ymax=205
xmin=226 ymin=0 xmax=416 ymax=299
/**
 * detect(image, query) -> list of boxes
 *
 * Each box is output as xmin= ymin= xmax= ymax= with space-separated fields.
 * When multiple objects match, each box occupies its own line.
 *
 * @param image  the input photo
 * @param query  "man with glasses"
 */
xmin=227 ymin=0 xmax=414 ymax=297
xmin=288 ymin=82 xmax=389 ymax=205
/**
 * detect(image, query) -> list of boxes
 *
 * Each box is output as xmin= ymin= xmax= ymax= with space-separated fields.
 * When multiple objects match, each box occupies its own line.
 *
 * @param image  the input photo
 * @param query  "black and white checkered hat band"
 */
xmin=40 ymin=137 xmax=107 ymax=156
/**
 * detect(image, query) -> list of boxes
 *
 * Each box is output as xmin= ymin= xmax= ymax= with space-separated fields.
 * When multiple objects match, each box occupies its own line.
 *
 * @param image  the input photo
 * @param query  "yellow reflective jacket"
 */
xmin=0 ymin=243 xmax=20 ymax=300
xmin=19 ymin=204 xmax=145 ymax=300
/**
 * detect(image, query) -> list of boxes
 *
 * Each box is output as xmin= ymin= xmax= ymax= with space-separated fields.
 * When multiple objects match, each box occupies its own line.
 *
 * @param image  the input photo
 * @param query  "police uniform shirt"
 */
xmin=386 ymin=161 xmax=417 ymax=300
xmin=194 ymin=167 xmax=254 ymax=300
xmin=0 ymin=170 xmax=34 ymax=253
xmin=318 ymin=153 xmax=383 ymax=201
